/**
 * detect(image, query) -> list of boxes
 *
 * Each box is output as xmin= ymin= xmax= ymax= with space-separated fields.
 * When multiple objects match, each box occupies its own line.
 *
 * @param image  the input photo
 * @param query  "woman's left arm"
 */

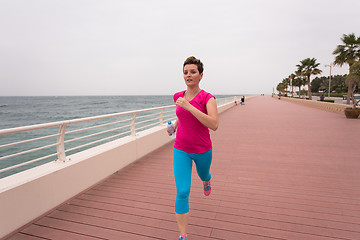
xmin=175 ymin=97 xmax=219 ymax=131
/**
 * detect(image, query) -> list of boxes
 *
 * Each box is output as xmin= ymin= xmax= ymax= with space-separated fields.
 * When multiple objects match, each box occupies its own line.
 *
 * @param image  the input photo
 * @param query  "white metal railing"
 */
xmin=217 ymin=96 xmax=239 ymax=106
xmin=0 ymin=96 xmax=238 ymax=177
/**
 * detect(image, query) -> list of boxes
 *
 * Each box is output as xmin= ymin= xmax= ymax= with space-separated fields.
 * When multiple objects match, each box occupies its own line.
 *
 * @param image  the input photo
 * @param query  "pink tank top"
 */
xmin=173 ymin=90 xmax=214 ymax=153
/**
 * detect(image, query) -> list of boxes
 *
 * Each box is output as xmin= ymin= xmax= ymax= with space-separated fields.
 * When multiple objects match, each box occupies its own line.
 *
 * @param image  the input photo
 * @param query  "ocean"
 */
xmin=0 ymin=95 xmax=234 ymax=178
xmin=0 ymin=95 xmax=175 ymax=129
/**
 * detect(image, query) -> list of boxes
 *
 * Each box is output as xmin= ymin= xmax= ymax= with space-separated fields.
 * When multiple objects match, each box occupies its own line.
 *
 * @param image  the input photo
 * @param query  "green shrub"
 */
xmin=318 ymin=99 xmax=335 ymax=103
xmin=313 ymin=93 xmax=347 ymax=98
xmin=330 ymin=93 xmax=347 ymax=98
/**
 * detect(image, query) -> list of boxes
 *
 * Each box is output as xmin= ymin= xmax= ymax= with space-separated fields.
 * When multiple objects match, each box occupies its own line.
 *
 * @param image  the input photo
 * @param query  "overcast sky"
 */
xmin=1 ymin=0 xmax=359 ymax=96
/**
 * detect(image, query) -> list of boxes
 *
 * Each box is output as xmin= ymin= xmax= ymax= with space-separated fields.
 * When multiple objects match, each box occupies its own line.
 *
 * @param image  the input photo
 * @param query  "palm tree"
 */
xmin=294 ymin=70 xmax=306 ymax=97
xmin=296 ymin=58 xmax=322 ymax=100
xmin=292 ymin=75 xmax=306 ymax=97
xmin=289 ymin=73 xmax=296 ymax=96
xmin=346 ymin=61 xmax=360 ymax=108
xmin=282 ymin=77 xmax=290 ymax=96
xmin=333 ymin=33 xmax=360 ymax=104
xmin=276 ymin=82 xmax=286 ymax=95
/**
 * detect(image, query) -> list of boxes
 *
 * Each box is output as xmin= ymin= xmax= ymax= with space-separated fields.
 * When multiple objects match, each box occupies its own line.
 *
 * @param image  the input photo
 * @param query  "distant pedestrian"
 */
xmin=320 ymin=94 xmax=325 ymax=101
xmin=241 ymin=96 xmax=245 ymax=105
xmin=167 ymin=56 xmax=219 ymax=240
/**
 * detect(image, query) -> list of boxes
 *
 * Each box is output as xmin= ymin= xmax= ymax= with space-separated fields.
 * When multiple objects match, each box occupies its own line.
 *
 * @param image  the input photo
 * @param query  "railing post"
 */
xmin=160 ymin=108 xmax=164 ymax=126
xmin=131 ymin=113 xmax=136 ymax=136
xmin=57 ymin=123 xmax=67 ymax=162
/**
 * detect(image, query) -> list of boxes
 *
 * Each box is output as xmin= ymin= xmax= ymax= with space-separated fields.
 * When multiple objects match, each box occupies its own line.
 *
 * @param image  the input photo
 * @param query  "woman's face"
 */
xmin=183 ymin=64 xmax=203 ymax=87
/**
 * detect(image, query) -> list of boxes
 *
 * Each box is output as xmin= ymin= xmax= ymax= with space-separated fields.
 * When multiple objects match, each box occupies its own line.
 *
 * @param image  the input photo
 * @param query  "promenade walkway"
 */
xmin=5 ymin=96 xmax=360 ymax=240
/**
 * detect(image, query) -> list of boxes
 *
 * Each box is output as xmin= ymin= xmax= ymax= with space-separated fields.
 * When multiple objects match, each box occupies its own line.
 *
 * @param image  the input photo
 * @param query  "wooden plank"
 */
xmin=5 ymin=234 xmax=46 ymax=240
xmin=33 ymin=217 xmax=158 ymax=240
xmin=20 ymin=224 xmax=101 ymax=240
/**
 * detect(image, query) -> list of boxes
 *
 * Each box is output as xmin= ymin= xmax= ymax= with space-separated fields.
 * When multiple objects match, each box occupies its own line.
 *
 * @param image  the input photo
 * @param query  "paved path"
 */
xmin=5 ymin=96 xmax=360 ymax=240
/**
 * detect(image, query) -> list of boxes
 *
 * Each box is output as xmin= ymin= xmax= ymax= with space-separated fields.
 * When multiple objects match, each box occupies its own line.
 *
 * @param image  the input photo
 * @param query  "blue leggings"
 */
xmin=173 ymin=148 xmax=212 ymax=214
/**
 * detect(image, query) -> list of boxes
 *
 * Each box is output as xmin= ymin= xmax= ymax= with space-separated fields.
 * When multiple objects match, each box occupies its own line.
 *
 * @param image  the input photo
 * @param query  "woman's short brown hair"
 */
xmin=183 ymin=56 xmax=204 ymax=74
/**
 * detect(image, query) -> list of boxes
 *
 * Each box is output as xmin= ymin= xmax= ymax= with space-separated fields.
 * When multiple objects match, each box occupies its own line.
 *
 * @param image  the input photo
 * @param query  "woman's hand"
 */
xmin=175 ymin=97 xmax=192 ymax=111
xmin=166 ymin=119 xmax=178 ymax=136
xmin=176 ymin=97 xmax=218 ymax=131
xmin=167 ymin=128 xmax=175 ymax=136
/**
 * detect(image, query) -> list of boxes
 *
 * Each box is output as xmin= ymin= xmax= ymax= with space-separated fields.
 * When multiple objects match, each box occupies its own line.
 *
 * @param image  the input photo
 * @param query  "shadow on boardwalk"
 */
xmin=5 ymin=96 xmax=360 ymax=240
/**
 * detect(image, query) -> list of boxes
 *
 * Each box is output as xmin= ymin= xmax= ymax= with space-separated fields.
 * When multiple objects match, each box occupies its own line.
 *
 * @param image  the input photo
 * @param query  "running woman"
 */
xmin=168 ymin=56 xmax=219 ymax=240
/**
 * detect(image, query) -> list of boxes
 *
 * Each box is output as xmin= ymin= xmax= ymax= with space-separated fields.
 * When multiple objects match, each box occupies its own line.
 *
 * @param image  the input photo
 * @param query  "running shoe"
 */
xmin=178 ymin=234 xmax=188 ymax=240
xmin=203 ymin=181 xmax=211 ymax=196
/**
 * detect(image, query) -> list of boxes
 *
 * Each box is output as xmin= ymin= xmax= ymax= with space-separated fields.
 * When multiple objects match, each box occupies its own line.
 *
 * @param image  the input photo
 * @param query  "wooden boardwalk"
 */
xmin=5 ymin=96 xmax=360 ymax=240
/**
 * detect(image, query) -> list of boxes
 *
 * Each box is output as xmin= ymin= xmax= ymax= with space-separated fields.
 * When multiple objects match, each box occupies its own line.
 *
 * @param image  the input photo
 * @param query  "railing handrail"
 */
xmin=0 ymin=96 xmax=238 ymax=176
xmin=0 ymin=104 xmax=176 ymax=136
xmin=0 ymin=96 xmax=237 ymax=135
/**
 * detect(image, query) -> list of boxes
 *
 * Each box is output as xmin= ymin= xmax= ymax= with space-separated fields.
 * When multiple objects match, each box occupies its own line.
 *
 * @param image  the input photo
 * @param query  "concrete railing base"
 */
xmin=0 ymin=126 xmax=174 ymax=238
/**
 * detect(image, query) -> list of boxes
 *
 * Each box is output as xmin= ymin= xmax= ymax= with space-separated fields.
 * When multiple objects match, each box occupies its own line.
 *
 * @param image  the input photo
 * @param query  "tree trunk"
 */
xmin=347 ymin=64 xmax=352 ymax=105
xmin=307 ymin=75 xmax=312 ymax=100
xmin=347 ymin=81 xmax=352 ymax=105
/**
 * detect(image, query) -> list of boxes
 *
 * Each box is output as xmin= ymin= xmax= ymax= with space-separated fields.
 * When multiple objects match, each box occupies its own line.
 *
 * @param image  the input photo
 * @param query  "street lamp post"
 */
xmin=325 ymin=64 xmax=332 ymax=98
